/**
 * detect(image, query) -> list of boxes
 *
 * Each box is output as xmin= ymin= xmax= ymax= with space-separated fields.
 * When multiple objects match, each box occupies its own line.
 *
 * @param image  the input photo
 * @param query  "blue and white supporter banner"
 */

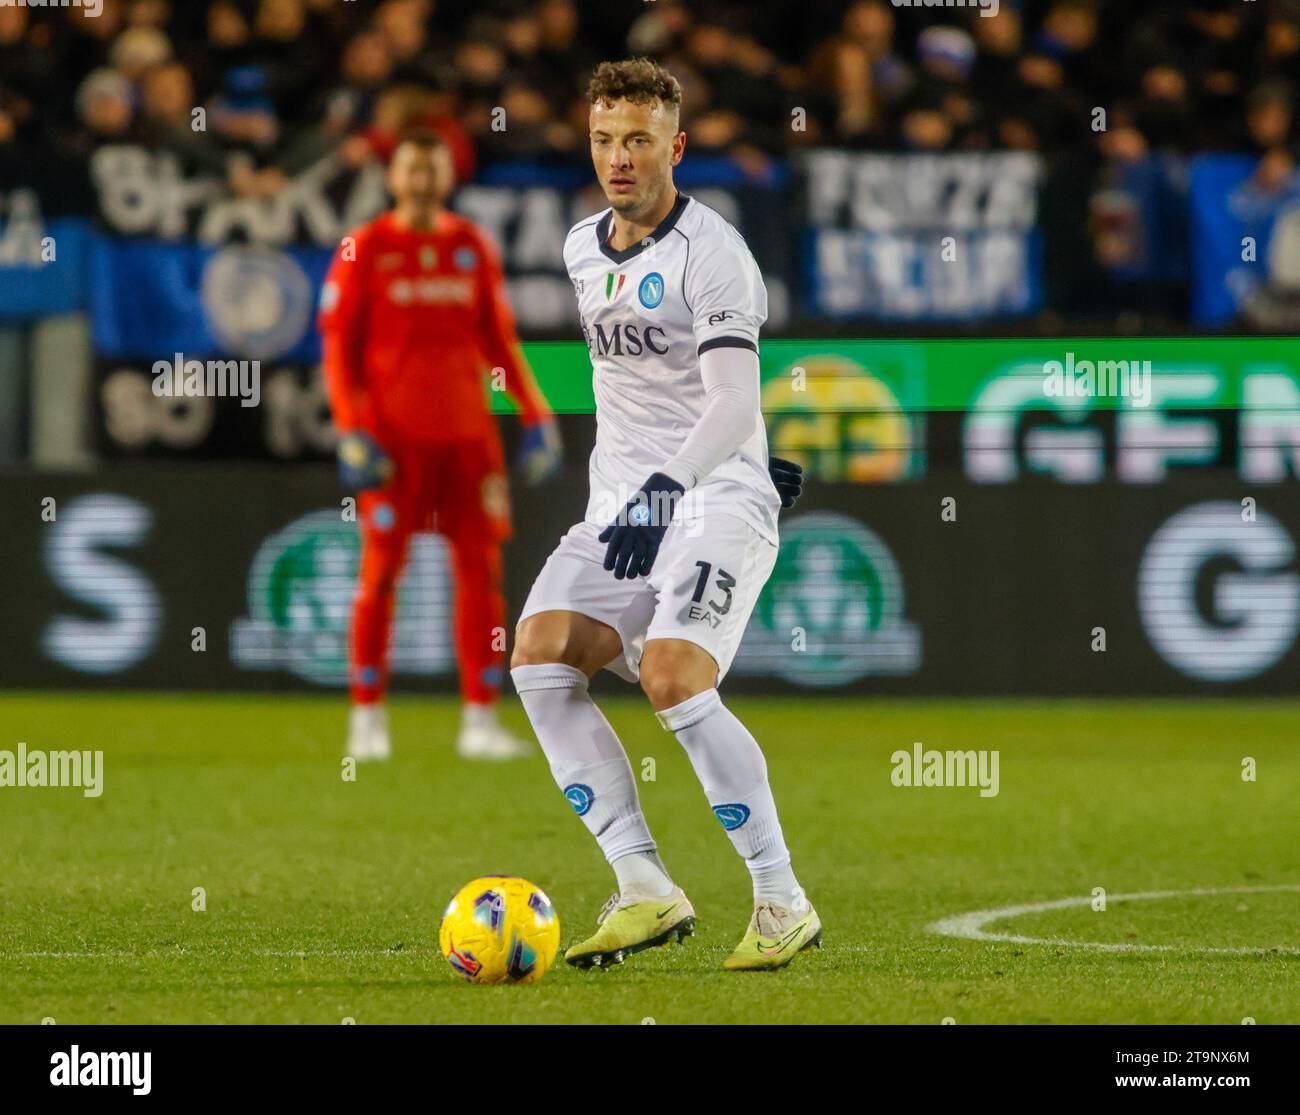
xmin=799 ymin=151 xmax=1043 ymax=321
xmin=0 ymin=148 xmax=95 ymax=319
xmin=1189 ymin=154 xmax=1300 ymax=330
xmin=90 ymin=239 xmax=331 ymax=363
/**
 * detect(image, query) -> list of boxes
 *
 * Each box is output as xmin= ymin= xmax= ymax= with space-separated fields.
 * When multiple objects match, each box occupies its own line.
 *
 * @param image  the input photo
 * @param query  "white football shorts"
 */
xmin=517 ymin=513 xmax=777 ymax=683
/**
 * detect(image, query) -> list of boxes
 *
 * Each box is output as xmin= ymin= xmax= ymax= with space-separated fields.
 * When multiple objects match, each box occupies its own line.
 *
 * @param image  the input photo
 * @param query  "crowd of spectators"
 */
xmin=1 ymin=0 xmax=1296 ymax=198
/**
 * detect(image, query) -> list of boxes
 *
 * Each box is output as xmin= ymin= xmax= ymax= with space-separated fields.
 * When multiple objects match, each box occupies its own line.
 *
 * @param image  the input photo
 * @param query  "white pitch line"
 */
xmin=927 ymin=884 xmax=1300 ymax=955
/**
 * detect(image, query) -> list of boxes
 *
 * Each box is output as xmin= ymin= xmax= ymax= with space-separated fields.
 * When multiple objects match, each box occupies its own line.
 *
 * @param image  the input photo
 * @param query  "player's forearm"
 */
xmin=659 ymin=346 xmax=760 ymax=489
xmin=321 ymin=335 xmax=368 ymax=432
xmin=494 ymin=342 xmax=550 ymax=425
xmin=481 ymin=265 xmax=550 ymax=424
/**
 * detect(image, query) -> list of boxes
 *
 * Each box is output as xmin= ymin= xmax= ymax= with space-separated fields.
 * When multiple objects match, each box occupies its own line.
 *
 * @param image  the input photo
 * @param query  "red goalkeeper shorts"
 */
xmin=357 ymin=436 xmax=512 ymax=543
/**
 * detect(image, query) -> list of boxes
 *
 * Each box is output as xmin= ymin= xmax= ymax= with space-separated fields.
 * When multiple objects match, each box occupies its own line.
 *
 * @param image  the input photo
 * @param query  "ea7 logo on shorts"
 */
xmin=688 ymin=605 xmax=721 ymax=629
xmin=564 ymin=783 xmax=594 ymax=816
xmin=712 ymin=803 xmax=751 ymax=830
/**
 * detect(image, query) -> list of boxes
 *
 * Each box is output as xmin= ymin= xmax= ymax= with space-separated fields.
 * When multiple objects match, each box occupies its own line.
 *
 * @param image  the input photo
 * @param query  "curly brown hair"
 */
xmin=587 ymin=58 xmax=682 ymax=120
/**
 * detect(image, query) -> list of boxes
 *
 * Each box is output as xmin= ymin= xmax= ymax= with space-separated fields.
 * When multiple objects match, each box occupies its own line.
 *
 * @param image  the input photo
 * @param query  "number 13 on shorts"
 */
xmin=645 ymin=514 xmax=777 ymax=681
xmin=688 ymin=561 xmax=736 ymax=628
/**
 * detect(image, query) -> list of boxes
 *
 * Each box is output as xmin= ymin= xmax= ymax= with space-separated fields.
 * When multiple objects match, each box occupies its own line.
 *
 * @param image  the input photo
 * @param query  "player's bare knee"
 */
xmin=510 ymin=633 xmax=564 ymax=670
xmin=511 ymin=618 xmax=582 ymax=671
xmin=639 ymin=669 xmax=676 ymax=710
xmin=640 ymin=641 xmax=718 ymax=710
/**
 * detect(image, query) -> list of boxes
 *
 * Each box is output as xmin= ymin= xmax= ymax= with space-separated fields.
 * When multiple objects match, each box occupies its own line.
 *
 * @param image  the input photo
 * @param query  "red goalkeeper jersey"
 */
xmin=318 ymin=209 xmax=548 ymax=447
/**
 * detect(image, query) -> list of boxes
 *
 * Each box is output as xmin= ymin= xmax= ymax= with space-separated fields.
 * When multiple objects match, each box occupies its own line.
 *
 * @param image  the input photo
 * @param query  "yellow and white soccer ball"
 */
xmin=438 ymin=876 xmax=561 ymax=985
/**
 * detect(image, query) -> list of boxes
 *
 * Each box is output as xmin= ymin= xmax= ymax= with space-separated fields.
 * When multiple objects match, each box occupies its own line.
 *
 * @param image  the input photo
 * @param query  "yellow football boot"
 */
xmin=722 ymin=894 xmax=822 ymax=971
xmin=564 ymin=888 xmax=695 ymax=970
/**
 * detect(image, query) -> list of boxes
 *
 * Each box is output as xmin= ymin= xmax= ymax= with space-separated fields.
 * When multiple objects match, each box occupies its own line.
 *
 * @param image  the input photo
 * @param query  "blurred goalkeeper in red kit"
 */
xmin=319 ymin=129 xmax=562 ymax=762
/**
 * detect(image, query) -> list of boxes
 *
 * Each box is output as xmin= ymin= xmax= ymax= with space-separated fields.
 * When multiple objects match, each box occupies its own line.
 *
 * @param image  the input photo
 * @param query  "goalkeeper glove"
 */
xmin=769 ymin=455 xmax=804 ymax=509
xmin=336 ymin=431 xmax=394 ymax=492
xmin=598 ymin=471 xmax=685 ymax=580
xmin=517 ymin=417 xmax=563 ymax=485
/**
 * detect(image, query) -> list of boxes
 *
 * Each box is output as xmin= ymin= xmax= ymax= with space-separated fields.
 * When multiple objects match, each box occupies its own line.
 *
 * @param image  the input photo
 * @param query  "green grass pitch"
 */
xmin=1 ymin=693 xmax=1296 ymax=1024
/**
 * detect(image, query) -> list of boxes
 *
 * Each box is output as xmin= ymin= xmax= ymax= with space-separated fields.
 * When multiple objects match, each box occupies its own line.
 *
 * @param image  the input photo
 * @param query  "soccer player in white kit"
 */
xmin=510 ymin=59 xmax=821 ymax=971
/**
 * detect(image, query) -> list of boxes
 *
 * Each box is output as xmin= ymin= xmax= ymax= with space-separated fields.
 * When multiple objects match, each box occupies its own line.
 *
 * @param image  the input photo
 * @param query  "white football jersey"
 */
xmin=563 ymin=192 xmax=780 ymax=544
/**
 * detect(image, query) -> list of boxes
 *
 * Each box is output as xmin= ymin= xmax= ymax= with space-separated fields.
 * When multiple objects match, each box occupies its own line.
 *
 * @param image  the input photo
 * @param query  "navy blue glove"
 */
xmin=598 ymin=472 xmax=686 ymax=580
xmin=517 ymin=418 xmax=563 ymax=485
xmin=769 ymin=456 xmax=803 ymax=509
xmin=337 ymin=431 xmax=394 ymax=492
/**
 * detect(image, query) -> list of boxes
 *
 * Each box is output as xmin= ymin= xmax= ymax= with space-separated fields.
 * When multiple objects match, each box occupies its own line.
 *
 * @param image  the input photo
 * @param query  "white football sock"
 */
xmin=658 ymin=687 xmax=802 ymax=906
xmin=512 ymin=663 xmax=673 ymax=895
xmin=460 ymin=702 xmax=496 ymax=731
xmin=612 ymin=849 xmax=674 ymax=898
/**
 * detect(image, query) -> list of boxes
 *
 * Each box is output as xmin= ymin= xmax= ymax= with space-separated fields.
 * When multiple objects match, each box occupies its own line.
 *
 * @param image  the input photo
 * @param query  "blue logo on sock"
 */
xmin=564 ymin=783 xmax=595 ymax=816
xmin=712 ymin=803 xmax=751 ymax=831
xmin=372 ymin=503 xmax=396 ymax=531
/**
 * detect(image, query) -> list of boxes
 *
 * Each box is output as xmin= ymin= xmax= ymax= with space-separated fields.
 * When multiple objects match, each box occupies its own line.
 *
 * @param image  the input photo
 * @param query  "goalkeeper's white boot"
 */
xmin=456 ymin=703 xmax=532 ymax=761
xmin=347 ymin=703 xmax=391 ymax=762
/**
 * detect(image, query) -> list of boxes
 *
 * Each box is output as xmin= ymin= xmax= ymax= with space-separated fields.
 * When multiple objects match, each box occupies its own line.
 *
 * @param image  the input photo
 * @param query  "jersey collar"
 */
xmin=595 ymin=191 xmax=690 ymax=264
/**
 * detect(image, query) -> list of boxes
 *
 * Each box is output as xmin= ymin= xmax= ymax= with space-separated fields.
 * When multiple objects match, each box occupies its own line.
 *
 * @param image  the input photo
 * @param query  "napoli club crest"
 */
xmin=638 ymin=271 xmax=665 ymax=309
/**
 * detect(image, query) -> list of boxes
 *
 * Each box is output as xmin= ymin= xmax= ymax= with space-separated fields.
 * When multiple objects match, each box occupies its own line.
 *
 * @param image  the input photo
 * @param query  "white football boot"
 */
xmin=456 ymin=702 xmax=532 ymax=761
xmin=347 ymin=703 xmax=392 ymax=762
